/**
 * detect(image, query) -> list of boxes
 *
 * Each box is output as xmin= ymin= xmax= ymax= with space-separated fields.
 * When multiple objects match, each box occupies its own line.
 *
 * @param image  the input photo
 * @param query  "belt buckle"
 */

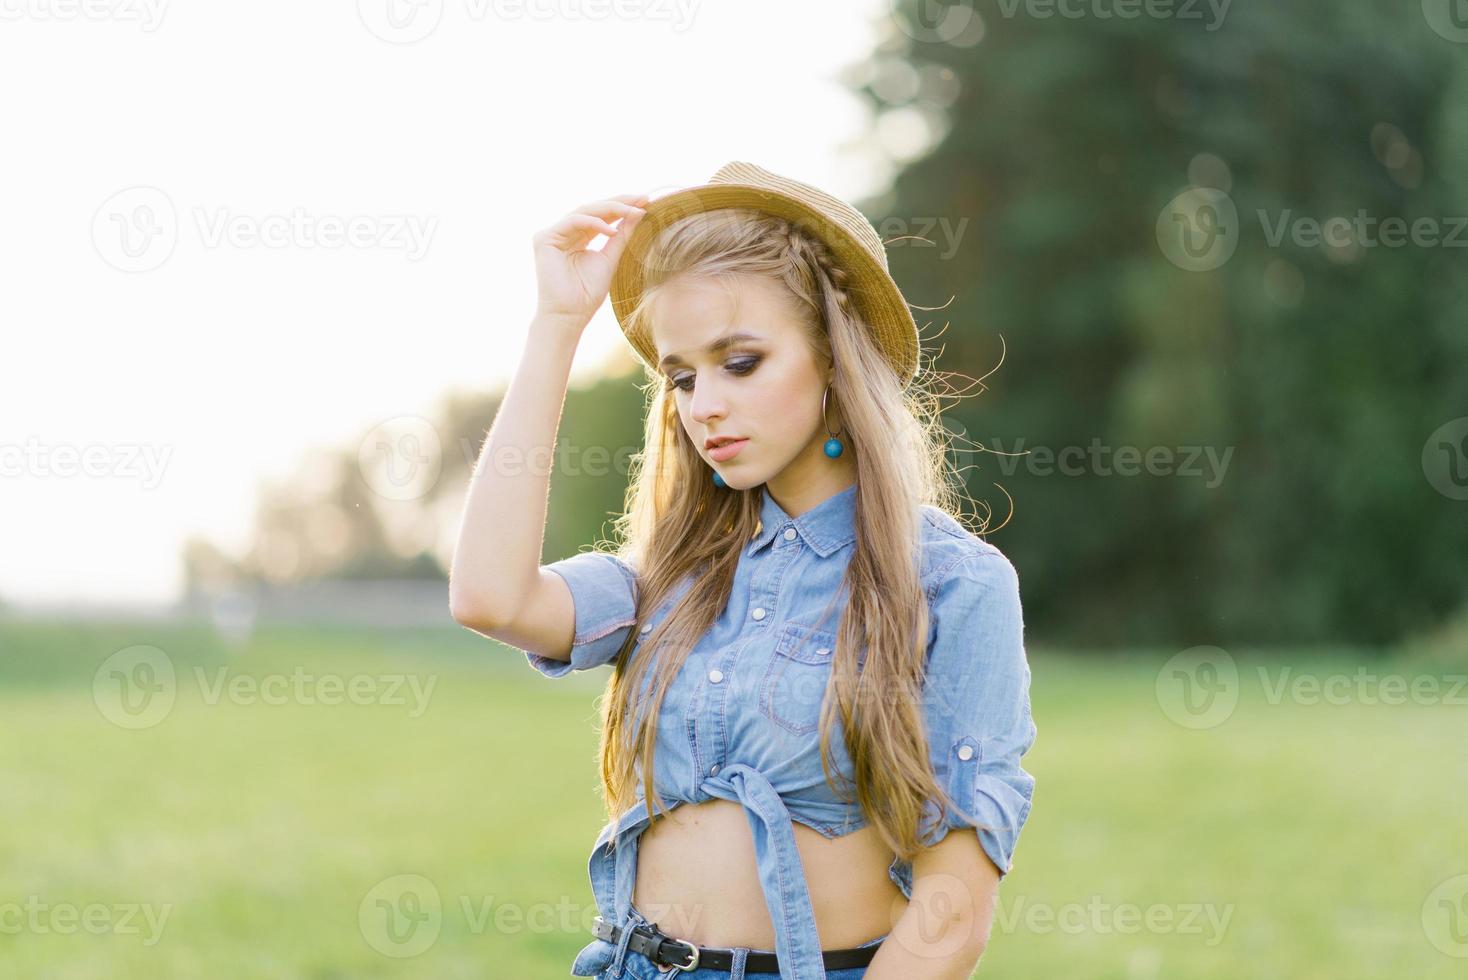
xmin=662 ymin=938 xmax=700 ymax=972
xmin=640 ymin=921 xmax=695 ymax=974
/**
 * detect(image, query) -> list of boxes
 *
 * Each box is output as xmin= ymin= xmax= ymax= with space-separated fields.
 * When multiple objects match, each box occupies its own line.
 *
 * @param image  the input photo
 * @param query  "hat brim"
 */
xmin=609 ymin=183 xmax=920 ymax=385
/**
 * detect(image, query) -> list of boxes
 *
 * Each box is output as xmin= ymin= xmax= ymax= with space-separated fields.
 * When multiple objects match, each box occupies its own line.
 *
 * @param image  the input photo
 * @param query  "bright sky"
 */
xmin=1 ymin=0 xmax=914 ymax=609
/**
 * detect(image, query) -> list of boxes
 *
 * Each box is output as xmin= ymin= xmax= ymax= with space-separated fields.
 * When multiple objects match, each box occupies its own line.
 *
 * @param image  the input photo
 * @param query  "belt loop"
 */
xmin=728 ymin=946 xmax=749 ymax=980
xmin=608 ymin=907 xmax=645 ymax=978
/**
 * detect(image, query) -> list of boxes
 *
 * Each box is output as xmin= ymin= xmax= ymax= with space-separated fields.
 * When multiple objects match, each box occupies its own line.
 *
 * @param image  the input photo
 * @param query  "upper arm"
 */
xmin=906 ymin=828 xmax=1000 ymax=959
xmin=917 ymin=547 xmax=1037 ymax=880
xmin=463 ymin=565 xmax=579 ymax=660
xmin=459 ymin=551 xmax=640 ymax=679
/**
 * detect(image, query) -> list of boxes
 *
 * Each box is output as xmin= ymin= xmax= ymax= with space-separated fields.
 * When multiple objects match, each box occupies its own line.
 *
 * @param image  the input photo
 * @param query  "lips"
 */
xmin=704 ymin=435 xmax=746 ymax=451
xmin=706 ymin=437 xmax=749 ymax=463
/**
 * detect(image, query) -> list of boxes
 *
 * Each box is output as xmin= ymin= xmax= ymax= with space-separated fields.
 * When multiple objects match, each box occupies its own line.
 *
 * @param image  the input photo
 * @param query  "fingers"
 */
xmin=571 ymin=197 xmax=649 ymax=220
xmin=599 ymin=207 xmax=645 ymax=266
xmin=535 ymin=194 xmax=650 ymax=249
xmin=564 ymin=214 xmax=620 ymax=238
xmin=543 ymin=198 xmax=646 ymax=245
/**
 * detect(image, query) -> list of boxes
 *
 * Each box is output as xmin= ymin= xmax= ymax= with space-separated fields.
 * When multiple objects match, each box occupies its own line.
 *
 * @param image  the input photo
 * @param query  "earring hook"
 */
xmin=822 ymin=385 xmax=842 ymax=437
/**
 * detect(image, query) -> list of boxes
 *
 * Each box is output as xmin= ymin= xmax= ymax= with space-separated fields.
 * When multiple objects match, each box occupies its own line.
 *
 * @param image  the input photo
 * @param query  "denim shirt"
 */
xmin=523 ymin=482 xmax=1036 ymax=980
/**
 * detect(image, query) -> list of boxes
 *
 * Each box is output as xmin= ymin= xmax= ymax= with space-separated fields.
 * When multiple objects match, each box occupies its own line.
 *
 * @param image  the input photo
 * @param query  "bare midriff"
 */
xmin=631 ymin=797 xmax=908 ymax=950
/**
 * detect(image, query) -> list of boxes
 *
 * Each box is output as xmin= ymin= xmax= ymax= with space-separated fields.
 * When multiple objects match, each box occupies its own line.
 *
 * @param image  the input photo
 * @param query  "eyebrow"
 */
xmin=657 ymin=332 xmax=766 ymax=370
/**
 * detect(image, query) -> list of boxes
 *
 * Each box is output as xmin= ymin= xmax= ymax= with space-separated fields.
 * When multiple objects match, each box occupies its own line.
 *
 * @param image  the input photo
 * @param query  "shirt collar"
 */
xmin=747 ymin=482 xmax=858 ymax=559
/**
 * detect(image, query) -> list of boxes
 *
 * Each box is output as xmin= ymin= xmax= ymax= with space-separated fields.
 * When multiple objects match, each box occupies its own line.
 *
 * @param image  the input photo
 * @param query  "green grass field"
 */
xmin=1 ymin=619 xmax=1465 ymax=978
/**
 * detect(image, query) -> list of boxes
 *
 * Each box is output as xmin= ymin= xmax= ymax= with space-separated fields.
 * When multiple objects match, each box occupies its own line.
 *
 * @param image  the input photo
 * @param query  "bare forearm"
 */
xmin=448 ymin=316 xmax=582 ymax=621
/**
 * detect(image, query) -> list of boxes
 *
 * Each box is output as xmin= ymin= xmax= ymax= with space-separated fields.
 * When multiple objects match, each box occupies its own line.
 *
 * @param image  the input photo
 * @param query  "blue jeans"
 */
xmin=596 ymin=903 xmax=886 ymax=979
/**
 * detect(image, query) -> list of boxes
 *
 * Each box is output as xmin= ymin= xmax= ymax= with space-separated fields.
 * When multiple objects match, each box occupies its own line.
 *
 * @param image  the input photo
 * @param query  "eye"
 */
xmin=664 ymin=356 xmax=761 ymax=393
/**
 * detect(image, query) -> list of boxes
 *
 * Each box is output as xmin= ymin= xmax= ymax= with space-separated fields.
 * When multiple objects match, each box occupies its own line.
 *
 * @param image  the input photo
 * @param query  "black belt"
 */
xmin=592 ymin=915 xmax=882 ymax=974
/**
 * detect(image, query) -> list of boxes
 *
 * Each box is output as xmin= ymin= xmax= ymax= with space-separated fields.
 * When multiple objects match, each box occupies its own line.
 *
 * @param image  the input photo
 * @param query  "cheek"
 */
xmin=755 ymin=373 xmax=822 ymax=435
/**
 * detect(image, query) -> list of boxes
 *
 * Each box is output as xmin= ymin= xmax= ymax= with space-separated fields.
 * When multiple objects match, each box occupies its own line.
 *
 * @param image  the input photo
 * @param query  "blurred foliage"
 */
xmin=179 ymin=372 xmax=649 ymax=602
xmin=431 ymin=373 xmax=649 ymax=564
xmin=181 ymin=448 xmax=447 ymax=598
xmin=859 ymin=0 xmax=1468 ymax=647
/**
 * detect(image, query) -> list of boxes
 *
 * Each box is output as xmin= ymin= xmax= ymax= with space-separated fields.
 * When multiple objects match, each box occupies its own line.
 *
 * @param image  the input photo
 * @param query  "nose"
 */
xmin=689 ymin=376 xmax=727 ymax=427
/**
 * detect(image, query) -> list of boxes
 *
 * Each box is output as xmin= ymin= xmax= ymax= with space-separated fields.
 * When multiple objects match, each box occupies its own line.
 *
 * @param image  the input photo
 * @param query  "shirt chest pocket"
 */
xmin=758 ymin=622 xmax=837 ymax=736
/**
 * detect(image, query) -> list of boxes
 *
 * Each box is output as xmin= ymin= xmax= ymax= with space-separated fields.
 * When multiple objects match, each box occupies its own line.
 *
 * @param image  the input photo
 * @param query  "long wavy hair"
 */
xmin=597 ymin=206 xmax=986 ymax=866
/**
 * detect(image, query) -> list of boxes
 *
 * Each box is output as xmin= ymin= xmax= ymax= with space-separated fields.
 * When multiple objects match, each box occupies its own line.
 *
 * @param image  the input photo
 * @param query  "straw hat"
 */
xmin=609 ymin=161 xmax=921 ymax=385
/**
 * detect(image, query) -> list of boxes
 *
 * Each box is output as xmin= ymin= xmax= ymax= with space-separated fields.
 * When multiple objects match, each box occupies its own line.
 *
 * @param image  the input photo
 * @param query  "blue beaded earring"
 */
xmin=712 ymin=471 xmax=726 ymax=488
xmin=822 ymin=384 xmax=844 ymax=458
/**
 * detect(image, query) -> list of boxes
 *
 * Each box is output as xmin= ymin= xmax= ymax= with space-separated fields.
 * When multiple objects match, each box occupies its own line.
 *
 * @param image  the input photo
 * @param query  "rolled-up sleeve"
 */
xmin=524 ymin=551 xmax=639 ymax=679
xmin=918 ymin=547 xmax=1037 ymax=879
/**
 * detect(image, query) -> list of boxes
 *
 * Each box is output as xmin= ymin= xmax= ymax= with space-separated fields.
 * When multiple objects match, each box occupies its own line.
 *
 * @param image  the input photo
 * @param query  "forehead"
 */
xmin=650 ymin=276 xmax=803 ymax=363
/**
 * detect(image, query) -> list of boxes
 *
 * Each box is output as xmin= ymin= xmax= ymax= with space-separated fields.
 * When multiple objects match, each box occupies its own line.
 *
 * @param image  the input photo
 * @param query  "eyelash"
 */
xmin=664 ymin=356 xmax=761 ymax=393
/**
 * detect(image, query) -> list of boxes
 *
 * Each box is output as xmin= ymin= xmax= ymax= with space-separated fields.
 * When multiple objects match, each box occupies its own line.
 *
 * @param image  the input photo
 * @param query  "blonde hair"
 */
xmin=599 ymin=207 xmax=985 ymax=866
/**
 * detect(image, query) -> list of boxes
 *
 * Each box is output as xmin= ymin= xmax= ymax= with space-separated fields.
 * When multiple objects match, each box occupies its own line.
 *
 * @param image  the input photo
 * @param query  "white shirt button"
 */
xmin=815 ymin=648 xmax=829 ymax=657
xmin=708 ymin=669 xmax=724 ymax=684
xmin=957 ymin=745 xmax=975 ymax=761
xmin=639 ymin=623 xmax=652 ymax=634
xmin=783 ymin=527 xmax=797 ymax=541
xmin=709 ymin=764 xmax=720 ymax=775
xmin=752 ymin=607 xmax=766 ymax=620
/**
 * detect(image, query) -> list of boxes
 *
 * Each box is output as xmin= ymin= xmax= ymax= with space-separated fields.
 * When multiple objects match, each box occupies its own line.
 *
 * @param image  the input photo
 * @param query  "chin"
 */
xmin=714 ymin=473 xmax=760 ymax=492
xmin=710 ymin=461 xmax=773 ymax=492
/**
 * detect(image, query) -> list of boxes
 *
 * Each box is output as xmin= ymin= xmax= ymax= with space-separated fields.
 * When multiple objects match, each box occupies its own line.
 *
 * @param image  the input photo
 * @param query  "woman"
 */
xmin=450 ymin=162 xmax=1036 ymax=979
